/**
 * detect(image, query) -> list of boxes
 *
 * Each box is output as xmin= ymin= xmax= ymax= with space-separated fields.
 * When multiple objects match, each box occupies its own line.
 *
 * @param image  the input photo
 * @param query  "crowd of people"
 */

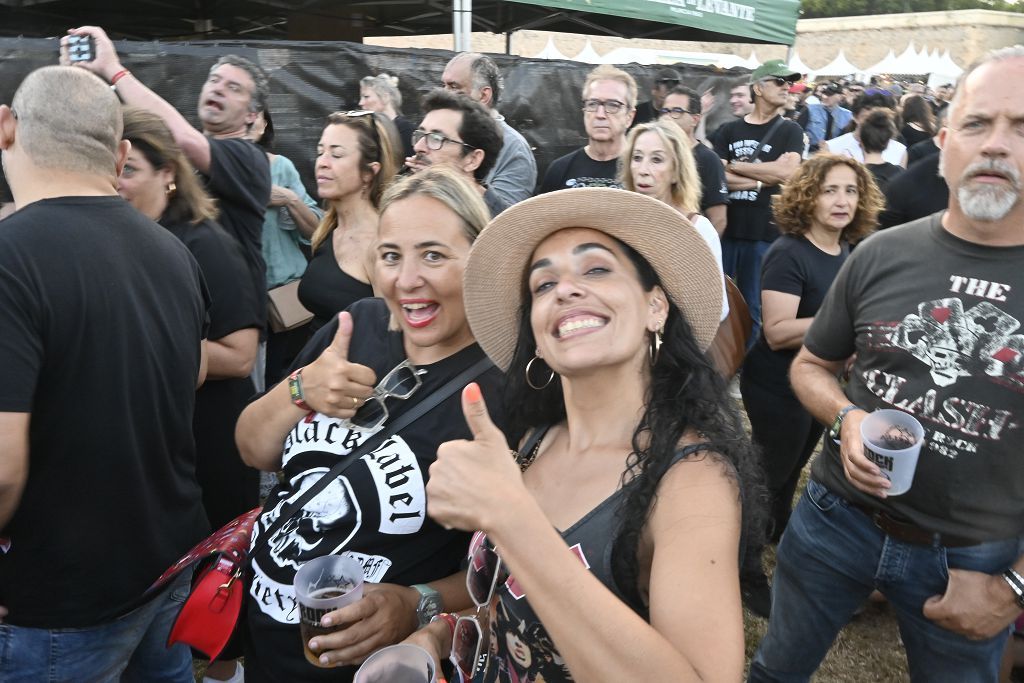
xmin=0 ymin=21 xmax=1023 ymax=683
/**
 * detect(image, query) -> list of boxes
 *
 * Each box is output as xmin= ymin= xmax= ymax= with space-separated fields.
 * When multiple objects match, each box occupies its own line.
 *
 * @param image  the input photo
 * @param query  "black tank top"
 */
xmin=297 ymin=242 xmax=373 ymax=332
xmin=476 ymin=434 xmax=714 ymax=683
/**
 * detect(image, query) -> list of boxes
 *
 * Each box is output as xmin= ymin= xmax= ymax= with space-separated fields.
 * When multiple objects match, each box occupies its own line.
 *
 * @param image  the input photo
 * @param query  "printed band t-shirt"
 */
xmin=244 ymin=297 xmax=506 ymax=682
xmin=713 ymin=116 xmax=804 ymax=242
xmin=537 ymin=148 xmax=620 ymax=194
xmin=692 ymin=141 xmax=729 ymax=212
xmin=806 ymin=214 xmax=1024 ymax=541
xmin=0 ymin=197 xmax=209 ymax=627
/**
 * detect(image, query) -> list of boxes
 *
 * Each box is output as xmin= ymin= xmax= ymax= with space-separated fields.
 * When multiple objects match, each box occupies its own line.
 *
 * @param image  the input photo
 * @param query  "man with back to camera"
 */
xmin=65 ymin=27 xmax=271 ymax=346
xmin=441 ymin=52 xmax=536 ymax=213
xmin=713 ymin=59 xmax=804 ymax=348
xmin=0 ymin=66 xmax=208 ymax=681
xmin=749 ymin=46 xmax=1024 ymax=682
xmin=659 ymin=84 xmax=729 ymax=235
xmin=538 ymin=64 xmax=636 ymax=193
xmin=405 ymin=88 xmax=504 ymax=215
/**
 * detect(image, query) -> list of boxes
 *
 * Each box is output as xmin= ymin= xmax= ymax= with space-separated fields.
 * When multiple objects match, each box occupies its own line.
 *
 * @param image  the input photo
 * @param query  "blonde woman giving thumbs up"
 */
xmin=235 ymin=167 xmax=507 ymax=682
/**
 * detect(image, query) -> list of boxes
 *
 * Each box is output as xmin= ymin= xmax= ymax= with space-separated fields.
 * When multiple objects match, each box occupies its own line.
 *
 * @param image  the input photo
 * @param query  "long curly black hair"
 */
xmin=503 ymin=239 xmax=767 ymax=610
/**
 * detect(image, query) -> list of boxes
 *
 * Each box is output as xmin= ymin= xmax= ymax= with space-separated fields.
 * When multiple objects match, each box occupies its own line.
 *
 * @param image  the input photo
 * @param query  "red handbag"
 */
xmin=147 ymin=508 xmax=260 ymax=661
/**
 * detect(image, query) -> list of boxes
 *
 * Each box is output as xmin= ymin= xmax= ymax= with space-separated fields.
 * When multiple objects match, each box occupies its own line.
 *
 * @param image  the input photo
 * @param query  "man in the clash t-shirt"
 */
xmin=714 ymin=59 xmax=804 ymax=347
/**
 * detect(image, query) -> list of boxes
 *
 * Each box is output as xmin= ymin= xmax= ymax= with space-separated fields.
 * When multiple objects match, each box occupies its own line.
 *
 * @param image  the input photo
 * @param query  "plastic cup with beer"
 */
xmin=860 ymin=408 xmax=925 ymax=496
xmin=294 ymin=554 xmax=365 ymax=666
xmin=354 ymin=643 xmax=438 ymax=683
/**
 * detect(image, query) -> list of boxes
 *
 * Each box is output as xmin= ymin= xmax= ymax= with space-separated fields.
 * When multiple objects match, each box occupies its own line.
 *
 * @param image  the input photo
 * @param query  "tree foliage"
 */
xmin=800 ymin=0 xmax=1024 ymax=19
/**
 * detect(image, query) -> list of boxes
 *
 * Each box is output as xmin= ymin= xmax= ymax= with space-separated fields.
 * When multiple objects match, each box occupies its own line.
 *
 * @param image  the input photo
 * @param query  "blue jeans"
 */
xmin=749 ymin=480 xmax=1023 ymax=682
xmin=721 ymin=237 xmax=772 ymax=348
xmin=0 ymin=569 xmax=194 ymax=683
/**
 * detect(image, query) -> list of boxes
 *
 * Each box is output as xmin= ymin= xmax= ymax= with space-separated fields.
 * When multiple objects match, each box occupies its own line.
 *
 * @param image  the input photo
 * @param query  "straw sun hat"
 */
xmin=463 ymin=187 xmax=723 ymax=371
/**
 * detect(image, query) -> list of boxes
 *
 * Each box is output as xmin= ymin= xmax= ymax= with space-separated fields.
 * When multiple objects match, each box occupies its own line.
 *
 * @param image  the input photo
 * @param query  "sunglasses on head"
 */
xmin=450 ymin=532 xmax=506 ymax=681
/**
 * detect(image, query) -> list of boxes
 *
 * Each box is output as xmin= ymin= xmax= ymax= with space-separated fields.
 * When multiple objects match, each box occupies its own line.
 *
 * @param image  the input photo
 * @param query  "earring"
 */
xmin=525 ymin=355 xmax=555 ymax=390
xmin=165 ymin=182 xmax=177 ymax=197
xmin=650 ymin=320 xmax=664 ymax=365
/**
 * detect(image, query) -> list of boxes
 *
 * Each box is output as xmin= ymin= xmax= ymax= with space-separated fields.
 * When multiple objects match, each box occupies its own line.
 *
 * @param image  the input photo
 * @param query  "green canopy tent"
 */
xmin=459 ymin=0 xmax=800 ymax=50
xmin=0 ymin=0 xmax=798 ymax=46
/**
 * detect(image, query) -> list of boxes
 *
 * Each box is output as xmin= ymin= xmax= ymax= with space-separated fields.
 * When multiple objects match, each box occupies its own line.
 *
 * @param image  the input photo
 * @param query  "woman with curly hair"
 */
xmin=412 ymin=188 xmax=765 ymax=682
xmin=738 ymin=154 xmax=883 ymax=618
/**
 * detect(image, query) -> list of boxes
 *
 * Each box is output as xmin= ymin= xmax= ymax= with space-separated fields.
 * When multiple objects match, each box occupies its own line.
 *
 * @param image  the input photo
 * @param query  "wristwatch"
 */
xmin=413 ymin=584 xmax=443 ymax=627
xmin=829 ymin=404 xmax=860 ymax=442
xmin=288 ymin=368 xmax=311 ymax=411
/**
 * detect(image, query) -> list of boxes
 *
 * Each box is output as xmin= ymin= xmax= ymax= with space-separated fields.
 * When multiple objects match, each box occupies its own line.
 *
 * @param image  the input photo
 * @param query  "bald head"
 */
xmin=11 ymin=66 xmax=123 ymax=176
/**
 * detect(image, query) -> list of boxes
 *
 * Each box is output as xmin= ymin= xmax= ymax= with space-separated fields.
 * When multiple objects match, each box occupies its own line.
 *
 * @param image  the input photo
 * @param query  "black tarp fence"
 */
xmin=0 ymin=37 xmax=750 ymax=195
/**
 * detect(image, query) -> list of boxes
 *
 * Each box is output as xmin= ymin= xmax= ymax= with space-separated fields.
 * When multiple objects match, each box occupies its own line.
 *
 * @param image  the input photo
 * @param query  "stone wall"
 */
xmin=367 ymin=9 xmax=1024 ymax=74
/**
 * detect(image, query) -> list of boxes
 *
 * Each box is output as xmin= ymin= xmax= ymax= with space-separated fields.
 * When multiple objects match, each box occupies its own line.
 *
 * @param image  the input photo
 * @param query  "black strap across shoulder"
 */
xmin=749 ymin=115 xmax=786 ymax=163
xmin=250 ymin=356 xmax=494 ymax=558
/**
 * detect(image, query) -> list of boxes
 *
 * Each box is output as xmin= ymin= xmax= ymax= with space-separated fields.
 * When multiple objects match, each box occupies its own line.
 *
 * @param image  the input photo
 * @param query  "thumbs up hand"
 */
xmin=427 ymin=383 xmax=529 ymax=533
xmin=299 ymin=312 xmax=378 ymax=420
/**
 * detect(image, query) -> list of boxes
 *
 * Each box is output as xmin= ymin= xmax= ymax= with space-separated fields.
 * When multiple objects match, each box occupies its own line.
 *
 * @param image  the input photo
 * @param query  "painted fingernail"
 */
xmin=464 ymin=383 xmax=482 ymax=402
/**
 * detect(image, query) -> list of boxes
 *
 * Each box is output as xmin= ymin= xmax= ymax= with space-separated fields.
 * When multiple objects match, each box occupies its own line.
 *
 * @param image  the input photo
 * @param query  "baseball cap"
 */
xmin=654 ymin=67 xmax=682 ymax=85
xmin=750 ymin=59 xmax=802 ymax=84
xmin=788 ymin=83 xmax=809 ymax=94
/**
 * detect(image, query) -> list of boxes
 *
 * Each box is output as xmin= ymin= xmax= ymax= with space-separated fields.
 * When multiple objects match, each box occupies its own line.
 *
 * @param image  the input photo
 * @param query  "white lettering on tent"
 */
xmin=649 ymin=0 xmax=756 ymax=23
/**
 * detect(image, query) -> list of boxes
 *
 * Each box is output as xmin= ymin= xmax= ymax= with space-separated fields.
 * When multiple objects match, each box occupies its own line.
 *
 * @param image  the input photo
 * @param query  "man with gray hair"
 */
xmin=442 ymin=51 xmax=536 ymax=212
xmin=65 ymin=26 xmax=271 ymax=334
xmin=749 ymin=46 xmax=1024 ymax=682
xmin=0 ymin=66 xmax=208 ymax=680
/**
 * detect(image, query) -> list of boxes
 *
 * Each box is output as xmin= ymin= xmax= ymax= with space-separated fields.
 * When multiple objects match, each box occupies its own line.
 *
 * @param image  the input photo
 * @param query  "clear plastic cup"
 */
xmin=294 ymin=554 xmax=365 ymax=666
xmin=354 ymin=643 xmax=438 ymax=683
xmin=860 ymin=409 xmax=925 ymax=496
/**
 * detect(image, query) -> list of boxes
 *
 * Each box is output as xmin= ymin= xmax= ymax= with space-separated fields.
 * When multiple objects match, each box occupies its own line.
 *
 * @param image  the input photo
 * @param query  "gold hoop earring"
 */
xmin=650 ymin=320 xmax=664 ymax=365
xmin=525 ymin=355 xmax=555 ymax=390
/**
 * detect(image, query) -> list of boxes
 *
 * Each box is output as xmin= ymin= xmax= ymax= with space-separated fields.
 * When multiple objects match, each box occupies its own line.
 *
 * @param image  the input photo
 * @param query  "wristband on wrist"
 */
xmin=755 ymin=180 xmax=763 ymax=194
xmin=1003 ymin=569 xmax=1024 ymax=609
xmin=430 ymin=612 xmax=458 ymax=639
xmin=829 ymin=404 xmax=860 ymax=443
xmin=110 ymin=69 xmax=131 ymax=86
xmin=287 ymin=368 xmax=311 ymax=411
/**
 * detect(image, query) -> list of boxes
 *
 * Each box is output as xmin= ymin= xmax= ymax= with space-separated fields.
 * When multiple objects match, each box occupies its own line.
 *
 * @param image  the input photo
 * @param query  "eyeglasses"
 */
xmin=341 ymin=360 xmax=427 ymax=431
xmin=659 ymin=106 xmax=692 ymax=119
xmin=760 ymin=77 xmax=790 ymax=88
xmin=411 ymin=128 xmax=476 ymax=152
xmin=450 ymin=532 xmax=505 ymax=681
xmin=582 ymin=98 xmax=628 ymax=114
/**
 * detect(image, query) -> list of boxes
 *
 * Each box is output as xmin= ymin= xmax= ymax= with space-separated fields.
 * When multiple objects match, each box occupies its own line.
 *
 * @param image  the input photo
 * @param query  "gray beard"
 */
xmin=958 ymin=182 xmax=1019 ymax=221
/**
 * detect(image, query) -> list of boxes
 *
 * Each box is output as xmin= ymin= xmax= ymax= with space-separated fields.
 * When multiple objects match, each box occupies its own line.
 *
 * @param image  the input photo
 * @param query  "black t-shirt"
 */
xmin=0 ymin=197 xmax=209 ymax=628
xmin=693 ymin=142 xmax=729 ymax=211
xmin=743 ymin=235 xmax=849 ymax=396
xmin=900 ymin=124 xmax=932 ymax=149
xmin=879 ymin=153 xmax=949 ymax=229
xmin=714 ymin=116 xmax=805 ymax=242
xmin=205 ymin=137 xmax=271 ymax=325
xmin=633 ymin=100 xmax=657 ymax=126
xmin=244 ymin=298 xmax=506 ymax=682
xmin=0 ymin=166 xmax=11 ymax=204
xmin=907 ymin=138 xmax=939 ymax=167
xmin=298 ymin=242 xmax=375 ymax=333
xmin=867 ymin=162 xmax=904 ymax=192
xmin=164 ymin=218 xmax=263 ymax=528
xmin=537 ymin=148 xmax=620 ymax=194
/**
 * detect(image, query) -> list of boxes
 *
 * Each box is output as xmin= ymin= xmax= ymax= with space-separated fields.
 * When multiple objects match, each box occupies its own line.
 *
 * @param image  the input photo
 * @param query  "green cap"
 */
xmin=750 ymin=59 xmax=802 ymax=84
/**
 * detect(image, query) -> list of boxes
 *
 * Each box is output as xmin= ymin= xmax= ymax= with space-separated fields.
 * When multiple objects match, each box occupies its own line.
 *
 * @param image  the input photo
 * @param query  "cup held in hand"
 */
xmin=293 ymin=554 xmax=365 ymax=666
xmin=860 ymin=409 xmax=925 ymax=496
xmin=354 ymin=643 xmax=438 ymax=683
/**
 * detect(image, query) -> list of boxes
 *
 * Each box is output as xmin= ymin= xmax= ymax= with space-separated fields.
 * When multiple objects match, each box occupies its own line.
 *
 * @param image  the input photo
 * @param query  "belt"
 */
xmin=850 ymin=502 xmax=981 ymax=548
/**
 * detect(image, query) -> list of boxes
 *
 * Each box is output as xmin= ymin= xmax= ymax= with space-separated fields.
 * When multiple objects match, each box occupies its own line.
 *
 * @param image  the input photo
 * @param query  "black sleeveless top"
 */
xmin=297 ymin=242 xmax=373 ymax=333
xmin=475 ymin=435 xmax=714 ymax=683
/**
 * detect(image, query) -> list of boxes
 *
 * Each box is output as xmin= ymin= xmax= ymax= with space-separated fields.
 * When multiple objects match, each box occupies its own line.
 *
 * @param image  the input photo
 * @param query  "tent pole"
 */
xmin=506 ymin=31 xmax=511 ymax=55
xmin=463 ymin=0 xmax=473 ymax=51
xmin=453 ymin=0 xmax=463 ymax=52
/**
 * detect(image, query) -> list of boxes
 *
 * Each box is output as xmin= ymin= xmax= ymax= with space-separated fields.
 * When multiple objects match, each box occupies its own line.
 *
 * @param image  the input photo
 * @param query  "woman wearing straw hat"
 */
xmin=416 ymin=187 xmax=764 ymax=682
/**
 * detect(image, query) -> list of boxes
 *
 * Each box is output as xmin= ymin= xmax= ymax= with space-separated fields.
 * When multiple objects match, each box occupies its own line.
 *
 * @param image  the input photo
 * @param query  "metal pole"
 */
xmin=453 ymin=0 xmax=463 ymax=52
xmin=463 ymin=0 xmax=473 ymax=52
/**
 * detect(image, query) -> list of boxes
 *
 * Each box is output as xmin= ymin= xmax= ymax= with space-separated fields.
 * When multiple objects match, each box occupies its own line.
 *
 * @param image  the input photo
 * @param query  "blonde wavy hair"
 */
xmin=619 ymin=121 xmax=701 ymax=215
